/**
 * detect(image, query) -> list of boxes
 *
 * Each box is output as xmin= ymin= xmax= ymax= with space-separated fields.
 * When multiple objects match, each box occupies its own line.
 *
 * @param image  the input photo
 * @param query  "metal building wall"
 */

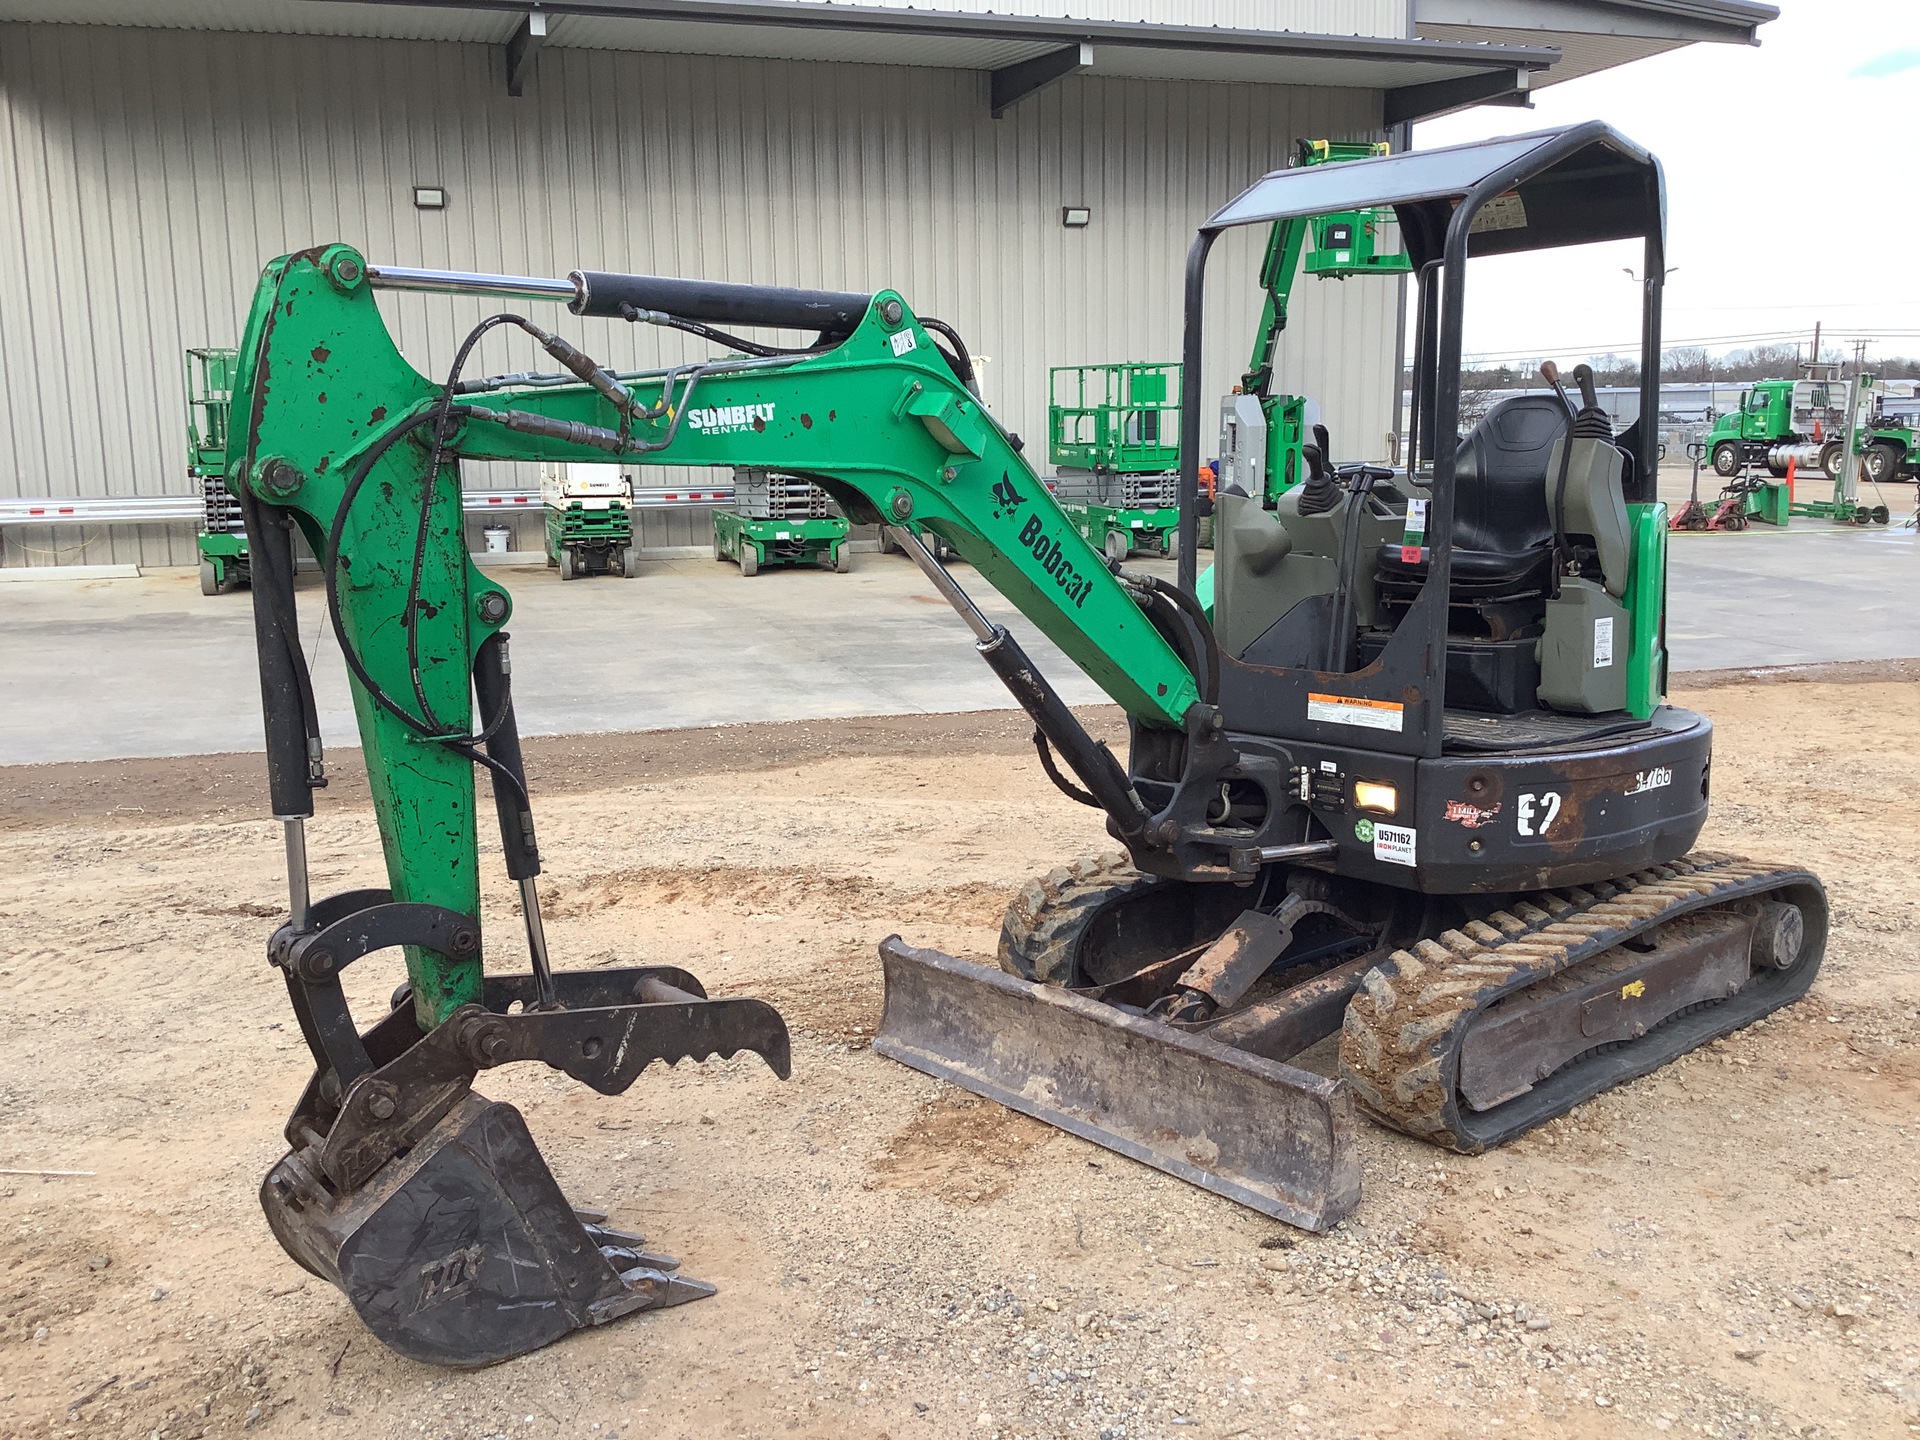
xmin=0 ymin=21 xmax=1399 ymax=567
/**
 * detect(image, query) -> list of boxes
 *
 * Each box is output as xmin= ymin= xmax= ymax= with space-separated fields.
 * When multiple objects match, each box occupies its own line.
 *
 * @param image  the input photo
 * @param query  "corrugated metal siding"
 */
xmin=0 ymin=21 xmax=1398 ymax=567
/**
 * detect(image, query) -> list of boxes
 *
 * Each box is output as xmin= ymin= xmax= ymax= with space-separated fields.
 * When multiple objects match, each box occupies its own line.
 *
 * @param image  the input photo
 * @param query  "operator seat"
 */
xmin=1374 ymin=393 xmax=1568 ymax=637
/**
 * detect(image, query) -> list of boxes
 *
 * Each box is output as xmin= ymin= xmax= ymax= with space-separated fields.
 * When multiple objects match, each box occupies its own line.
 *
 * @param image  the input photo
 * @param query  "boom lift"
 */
xmin=1220 ymin=140 xmax=1412 ymax=507
xmin=231 ymin=124 xmax=1824 ymax=1370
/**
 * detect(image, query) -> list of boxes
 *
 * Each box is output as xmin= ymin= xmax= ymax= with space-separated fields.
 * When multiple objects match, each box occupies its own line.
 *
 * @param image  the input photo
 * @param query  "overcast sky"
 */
xmin=1410 ymin=0 xmax=1920 ymax=370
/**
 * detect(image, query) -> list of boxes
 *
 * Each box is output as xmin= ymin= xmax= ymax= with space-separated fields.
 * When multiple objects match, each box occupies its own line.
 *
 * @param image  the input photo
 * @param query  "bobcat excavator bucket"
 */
xmin=873 ymin=938 xmax=1360 ymax=1231
xmin=261 ymin=949 xmax=790 ymax=1368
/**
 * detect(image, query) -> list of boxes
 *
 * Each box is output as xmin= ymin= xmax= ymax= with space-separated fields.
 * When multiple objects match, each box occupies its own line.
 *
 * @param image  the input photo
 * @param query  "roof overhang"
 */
xmin=0 ymin=0 xmax=1558 ymax=122
xmin=1416 ymin=0 xmax=1776 ymax=90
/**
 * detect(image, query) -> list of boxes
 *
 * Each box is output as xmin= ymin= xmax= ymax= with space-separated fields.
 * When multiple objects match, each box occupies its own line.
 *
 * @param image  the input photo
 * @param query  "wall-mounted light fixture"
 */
xmin=413 ymin=186 xmax=448 ymax=210
xmin=1062 ymin=206 xmax=1091 ymax=228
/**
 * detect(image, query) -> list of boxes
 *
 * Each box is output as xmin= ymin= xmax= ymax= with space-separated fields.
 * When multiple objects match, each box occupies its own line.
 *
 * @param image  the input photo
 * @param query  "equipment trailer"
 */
xmin=227 ymin=123 xmax=1824 ymax=1369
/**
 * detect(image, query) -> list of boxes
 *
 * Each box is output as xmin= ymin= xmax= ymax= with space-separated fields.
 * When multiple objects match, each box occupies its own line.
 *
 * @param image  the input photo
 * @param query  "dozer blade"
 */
xmin=263 ymin=1092 xmax=709 ymax=1368
xmin=873 ymin=937 xmax=1360 ymax=1232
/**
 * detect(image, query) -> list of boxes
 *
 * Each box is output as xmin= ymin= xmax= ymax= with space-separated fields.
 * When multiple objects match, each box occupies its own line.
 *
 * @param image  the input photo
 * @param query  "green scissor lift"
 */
xmin=714 ymin=469 xmax=851 ymax=576
xmin=1053 ymin=140 xmax=1412 ymax=570
xmin=188 ymin=347 xmax=247 ymax=595
xmin=1047 ymin=362 xmax=1182 ymax=561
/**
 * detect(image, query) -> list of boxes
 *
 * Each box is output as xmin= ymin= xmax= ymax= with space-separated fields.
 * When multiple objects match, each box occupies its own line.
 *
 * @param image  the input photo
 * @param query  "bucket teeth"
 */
xmin=261 ymin=1092 xmax=719 ymax=1368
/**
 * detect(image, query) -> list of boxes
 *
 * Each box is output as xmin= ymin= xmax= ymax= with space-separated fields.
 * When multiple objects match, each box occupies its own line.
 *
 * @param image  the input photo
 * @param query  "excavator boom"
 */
xmin=230 ymin=245 xmax=1358 ymax=1366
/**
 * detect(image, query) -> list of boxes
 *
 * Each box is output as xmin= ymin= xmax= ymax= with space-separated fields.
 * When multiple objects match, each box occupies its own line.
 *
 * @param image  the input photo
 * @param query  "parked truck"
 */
xmin=1851 ymin=378 xmax=1920 ymax=483
xmin=1705 ymin=376 xmax=1850 ymax=481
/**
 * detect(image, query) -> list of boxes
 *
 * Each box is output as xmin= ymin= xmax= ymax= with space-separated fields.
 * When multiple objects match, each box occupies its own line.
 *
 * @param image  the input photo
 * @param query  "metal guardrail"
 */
xmin=0 ymin=485 xmax=738 ymax=527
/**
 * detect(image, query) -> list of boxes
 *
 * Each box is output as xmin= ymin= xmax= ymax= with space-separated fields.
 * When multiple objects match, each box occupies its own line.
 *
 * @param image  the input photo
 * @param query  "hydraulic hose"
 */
xmin=1123 ymin=571 xmax=1220 ymax=708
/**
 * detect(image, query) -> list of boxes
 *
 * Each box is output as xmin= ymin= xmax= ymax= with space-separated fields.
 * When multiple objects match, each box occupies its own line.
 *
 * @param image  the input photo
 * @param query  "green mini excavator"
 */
xmin=230 ymin=123 xmax=1824 ymax=1370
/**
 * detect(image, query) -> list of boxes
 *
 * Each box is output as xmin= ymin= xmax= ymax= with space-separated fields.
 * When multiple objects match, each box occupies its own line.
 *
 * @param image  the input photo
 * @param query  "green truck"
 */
xmin=187 ymin=347 xmax=248 ymax=594
xmin=1705 ymin=377 xmax=1850 ymax=481
xmin=1707 ymin=373 xmax=1919 ymax=483
xmin=1046 ymin=361 xmax=1181 ymax=561
xmin=1851 ymin=382 xmax=1919 ymax=484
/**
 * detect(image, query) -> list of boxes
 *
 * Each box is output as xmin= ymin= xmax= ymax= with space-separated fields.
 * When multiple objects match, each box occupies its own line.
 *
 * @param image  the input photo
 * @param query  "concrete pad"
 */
xmin=0 ymin=563 xmax=140 ymax=583
xmin=4 ymin=526 xmax=1917 ymax=766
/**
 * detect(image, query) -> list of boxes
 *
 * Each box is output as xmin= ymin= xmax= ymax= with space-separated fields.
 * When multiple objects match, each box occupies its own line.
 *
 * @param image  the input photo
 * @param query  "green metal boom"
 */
xmin=229 ymin=244 xmax=1200 ymax=1029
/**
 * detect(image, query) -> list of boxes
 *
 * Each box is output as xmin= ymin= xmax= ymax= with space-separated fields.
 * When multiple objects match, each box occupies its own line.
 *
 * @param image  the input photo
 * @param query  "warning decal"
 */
xmin=1593 ymin=615 xmax=1616 ymax=669
xmin=1307 ymin=693 xmax=1405 ymax=733
xmin=1468 ymin=190 xmax=1528 ymax=234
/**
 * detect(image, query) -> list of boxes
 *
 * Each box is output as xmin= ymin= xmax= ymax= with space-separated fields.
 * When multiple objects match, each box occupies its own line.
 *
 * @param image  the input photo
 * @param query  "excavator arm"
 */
xmin=233 ymin=244 xmax=1203 ymax=1022
xmin=227 ymin=244 xmax=1218 ymax=1365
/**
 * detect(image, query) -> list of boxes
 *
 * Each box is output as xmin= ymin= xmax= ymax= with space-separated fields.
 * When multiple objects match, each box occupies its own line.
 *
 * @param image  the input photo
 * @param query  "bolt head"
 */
xmin=304 ymin=948 xmax=334 ymax=975
xmin=889 ymin=490 xmax=915 ymax=520
xmin=880 ymin=298 xmax=904 ymax=326
xmin=450 ymin=927 xmax=479 ymax=956
xmin=366 ymin=1093 xmax=397 ymax=1120
xmin=476 ymin=592 xmax=509 ymax=624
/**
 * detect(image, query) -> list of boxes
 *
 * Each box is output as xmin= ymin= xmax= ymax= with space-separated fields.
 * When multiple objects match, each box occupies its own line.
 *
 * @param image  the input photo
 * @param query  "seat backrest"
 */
xmin=1451 ymin=394 xmax=1567 ymax=556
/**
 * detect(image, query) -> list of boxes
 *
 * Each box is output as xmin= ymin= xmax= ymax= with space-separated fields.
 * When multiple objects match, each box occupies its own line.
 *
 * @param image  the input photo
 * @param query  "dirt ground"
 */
xmin=2 ymin=674 xmax=1916 ymax=1440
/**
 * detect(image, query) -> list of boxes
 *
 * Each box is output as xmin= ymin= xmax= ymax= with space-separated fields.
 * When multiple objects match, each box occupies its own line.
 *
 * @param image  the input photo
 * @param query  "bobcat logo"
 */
xmin=991 ymin=474 xmax=1028 ymax=520
xmin=413 ymin=1244 xmax=485 ymax=1311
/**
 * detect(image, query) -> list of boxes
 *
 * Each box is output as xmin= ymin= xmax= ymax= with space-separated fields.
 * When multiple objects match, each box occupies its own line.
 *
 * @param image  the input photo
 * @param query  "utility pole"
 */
xmin=1811 ymin=321 xmax=1822 ymax=371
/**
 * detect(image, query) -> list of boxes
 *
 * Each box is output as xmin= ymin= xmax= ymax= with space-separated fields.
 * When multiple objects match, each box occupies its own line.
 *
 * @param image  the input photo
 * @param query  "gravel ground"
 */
xmin=1 ymin=677 xmax=1915 ymax=1440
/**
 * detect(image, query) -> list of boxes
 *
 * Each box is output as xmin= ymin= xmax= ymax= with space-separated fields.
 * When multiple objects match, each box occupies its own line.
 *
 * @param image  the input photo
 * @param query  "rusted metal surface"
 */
xmin=1202 ymin=948 xmax=1380 ymax=1063
xmin=1340 ymin=852 xmax=1827 ymax=1152
xmin=1172 ymin=907 xmax=1299 ymax=1011
xmin=873 ymin=937 xmax=1361 ymax=1232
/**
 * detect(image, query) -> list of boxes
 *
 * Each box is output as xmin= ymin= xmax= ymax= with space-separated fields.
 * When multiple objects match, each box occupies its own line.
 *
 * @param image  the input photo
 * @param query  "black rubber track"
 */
xmin=1339 ymin=852 xmax=1827 ymax=1153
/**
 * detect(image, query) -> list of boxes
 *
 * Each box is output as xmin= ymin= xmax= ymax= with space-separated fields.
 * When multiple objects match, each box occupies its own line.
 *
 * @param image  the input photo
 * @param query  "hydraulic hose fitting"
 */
xmin=520 ymin=320 xmax=635 ymax=417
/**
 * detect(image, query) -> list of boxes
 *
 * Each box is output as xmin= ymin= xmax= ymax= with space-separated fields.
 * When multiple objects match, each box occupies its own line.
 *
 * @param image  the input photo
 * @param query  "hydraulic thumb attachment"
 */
xmin=263 ymin=894 xmax=791 ymax=1367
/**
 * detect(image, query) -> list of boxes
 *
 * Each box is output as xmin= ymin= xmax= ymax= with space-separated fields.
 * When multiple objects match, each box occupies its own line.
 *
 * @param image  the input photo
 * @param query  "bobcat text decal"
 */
xmin=1017 ymin=513 xmax=1094 ymax=609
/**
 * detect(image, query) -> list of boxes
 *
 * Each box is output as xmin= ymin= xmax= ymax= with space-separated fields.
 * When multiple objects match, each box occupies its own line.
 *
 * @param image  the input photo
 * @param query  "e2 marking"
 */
xmin=1516 ymin=790 xmax=1562 ymax=838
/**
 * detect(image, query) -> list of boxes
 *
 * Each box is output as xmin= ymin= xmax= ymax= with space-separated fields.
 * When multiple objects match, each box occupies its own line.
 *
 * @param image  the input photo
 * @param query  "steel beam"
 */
xmin=505 ymin=10 xmax=548 ymax=97
xmin=1384 ymin=66 xmax=1529 ymax=126
xmin=990 ymin=42 xmax=1092 ymax=118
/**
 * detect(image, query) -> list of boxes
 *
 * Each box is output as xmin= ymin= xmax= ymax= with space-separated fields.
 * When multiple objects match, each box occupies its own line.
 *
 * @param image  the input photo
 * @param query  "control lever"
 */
xmin=1539 ymin=360 xmax=1579 ymax=424
xmin=1571 ymin=363 xmax=1601 ymax=412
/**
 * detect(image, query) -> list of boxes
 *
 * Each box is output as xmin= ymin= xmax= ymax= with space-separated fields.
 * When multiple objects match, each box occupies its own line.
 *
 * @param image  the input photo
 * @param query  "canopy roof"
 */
xmin=1205 ymin=121 xmax=1665 ymax=263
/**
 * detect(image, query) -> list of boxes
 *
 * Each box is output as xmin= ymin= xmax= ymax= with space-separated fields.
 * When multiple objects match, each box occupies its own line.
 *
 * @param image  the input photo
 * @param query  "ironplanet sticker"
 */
xmin=1306 ymin=693 xmax=1404 ymax=733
